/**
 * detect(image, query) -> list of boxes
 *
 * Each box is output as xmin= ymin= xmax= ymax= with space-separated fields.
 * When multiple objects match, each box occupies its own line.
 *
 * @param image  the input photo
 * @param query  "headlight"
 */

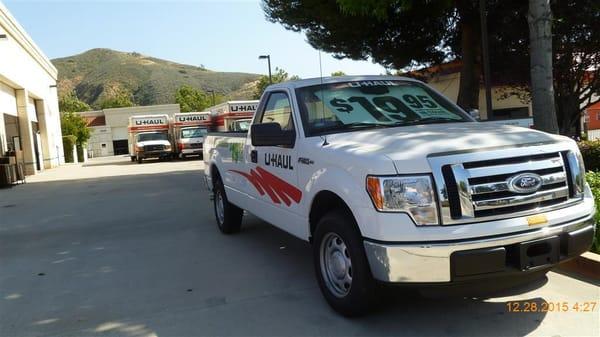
xmin=566 ymin=150 xmax=586 ymax=198
xmin=366 ymin=175 xmax=439 ymax=226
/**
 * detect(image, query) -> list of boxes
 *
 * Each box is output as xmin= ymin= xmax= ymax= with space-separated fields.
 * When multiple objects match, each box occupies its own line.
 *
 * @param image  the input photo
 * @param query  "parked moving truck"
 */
xmin=203 ymin=76 xmax=595 ymax=316
xmin=128 ymin=115 xmax=172 ymax=163
xmin=172 ymin=112 xmax=211 ymax=159
xmin=209 ymin=100 xmax=259 ymax=132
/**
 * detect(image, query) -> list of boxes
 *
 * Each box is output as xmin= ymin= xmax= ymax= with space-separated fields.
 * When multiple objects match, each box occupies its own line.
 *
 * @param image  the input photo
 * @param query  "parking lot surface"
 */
xmin=1 ymin=156 xmax=598 ymax=337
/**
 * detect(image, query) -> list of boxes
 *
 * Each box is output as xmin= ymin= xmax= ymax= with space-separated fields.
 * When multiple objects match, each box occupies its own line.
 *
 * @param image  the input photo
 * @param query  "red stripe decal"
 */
xmin=229 ymin=167 xmax=302 ymax=206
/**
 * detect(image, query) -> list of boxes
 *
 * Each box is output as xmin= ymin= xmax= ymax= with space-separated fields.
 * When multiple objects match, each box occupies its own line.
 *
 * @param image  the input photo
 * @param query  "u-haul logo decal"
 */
xmin=177 ymin=115 xmax=208 ymax=122
xmin=134 ymin=118 xmax=166 ymax=125
xmin=229 ymin=167 xmax=302 ymax=206
xmin=230 ymin=103 xmax=258 ymax=112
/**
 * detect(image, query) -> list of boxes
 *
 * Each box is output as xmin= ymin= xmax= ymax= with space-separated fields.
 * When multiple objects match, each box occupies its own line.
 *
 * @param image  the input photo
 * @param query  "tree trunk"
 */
xmin=456 ymin=14 xmax=481 ymax=112
xmin=528 ymin=0 xmax=559 ymax=134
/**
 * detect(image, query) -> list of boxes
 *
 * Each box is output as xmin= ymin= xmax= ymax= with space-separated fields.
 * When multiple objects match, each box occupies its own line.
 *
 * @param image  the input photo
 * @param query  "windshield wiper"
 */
xmin=394 ymin=117 xmax=463 ymax=126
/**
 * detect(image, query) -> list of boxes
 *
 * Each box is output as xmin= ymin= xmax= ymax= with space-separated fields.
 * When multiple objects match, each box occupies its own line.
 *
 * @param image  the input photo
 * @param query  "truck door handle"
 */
xmin=250 ymin=150 xmax=257 ymax=163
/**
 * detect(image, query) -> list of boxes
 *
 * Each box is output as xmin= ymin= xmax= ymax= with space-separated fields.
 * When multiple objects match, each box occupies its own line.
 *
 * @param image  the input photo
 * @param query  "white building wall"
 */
xmin=0 ymin=2 xmax=63 ymax=172
xmin=425 ymin=73 xmax=532 ymax=120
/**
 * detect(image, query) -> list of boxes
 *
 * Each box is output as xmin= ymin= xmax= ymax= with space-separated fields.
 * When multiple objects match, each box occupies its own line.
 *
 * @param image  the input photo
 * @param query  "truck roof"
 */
xmin=265 ymin=75 xmax=420 ymax=91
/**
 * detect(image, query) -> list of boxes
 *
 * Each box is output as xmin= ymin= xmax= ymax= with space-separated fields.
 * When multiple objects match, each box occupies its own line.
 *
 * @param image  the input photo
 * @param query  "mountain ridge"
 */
xmin=52 ymin=48 xmax=260 ymax=108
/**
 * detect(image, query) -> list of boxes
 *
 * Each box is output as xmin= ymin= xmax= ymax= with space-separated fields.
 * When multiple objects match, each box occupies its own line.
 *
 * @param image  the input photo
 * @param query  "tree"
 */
xmin=99 ymin=90 xmax=134 ymax=109
xmin=331 ymin=71 xmax=346 ymax=76
xmin=59 ymin=92 xmax=91 ymax=113
xmin=253 ymin=67 xmax=299 ymax=99
xmin=528 ymin=0 xmax=558 ymax=134
xmin=175 ymin=85 xmax=211 ymax=112
xmin=60 ymin=112 xmax=91 ymax=146
xmin=552 ymin=0 xmax=599 ymax=135
xmin=263 ymin=0 xmax=483 ymax=110
xmin=483 ymin=0 xmax=598 ymax=135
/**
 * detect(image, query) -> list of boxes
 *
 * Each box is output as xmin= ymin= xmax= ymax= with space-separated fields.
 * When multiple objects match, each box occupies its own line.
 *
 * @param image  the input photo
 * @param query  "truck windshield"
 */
xmin=295 ymin=80 xmax=471 ymax=136
xmin=137 ymin=132 xmax=168 ymax=142
xmin=181 ymin=128 xmax=207 ymax=138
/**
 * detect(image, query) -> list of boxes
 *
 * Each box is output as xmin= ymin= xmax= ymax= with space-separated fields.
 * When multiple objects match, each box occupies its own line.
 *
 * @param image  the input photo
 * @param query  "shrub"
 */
xmin=62 ymin=135 xmax=77 ymax=163
xmin=578 ymin=140 xmax=600 ymax=171
xmin=585 ymin=171 xmax=600 ymax=254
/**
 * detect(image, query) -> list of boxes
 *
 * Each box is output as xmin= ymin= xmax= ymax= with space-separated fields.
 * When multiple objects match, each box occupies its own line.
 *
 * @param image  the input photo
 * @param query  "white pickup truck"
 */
xmin=203 ymin=76 xmax=595 ymax=316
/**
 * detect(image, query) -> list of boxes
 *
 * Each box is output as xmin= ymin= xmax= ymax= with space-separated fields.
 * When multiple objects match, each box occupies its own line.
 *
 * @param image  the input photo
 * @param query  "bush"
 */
xmin=62 ymin=135 xmax=77 ymax=163
xmin=585 ymin=171 xmax=600 ymax=254
xmin=578 ymin=140 xmax=600 ymax=171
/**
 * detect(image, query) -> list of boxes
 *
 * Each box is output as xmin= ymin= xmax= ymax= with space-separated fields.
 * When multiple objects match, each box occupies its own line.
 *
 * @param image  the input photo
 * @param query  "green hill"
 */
xmin=52 ymin=48 xmax=260 ymax=108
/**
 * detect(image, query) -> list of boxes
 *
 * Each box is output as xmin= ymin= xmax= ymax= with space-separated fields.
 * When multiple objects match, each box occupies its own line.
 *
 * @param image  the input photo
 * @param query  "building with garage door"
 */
xmin=0 ymin=2 xmax=63 ymax=175
xmin=77 ymin=104 xmax=180 ymax=157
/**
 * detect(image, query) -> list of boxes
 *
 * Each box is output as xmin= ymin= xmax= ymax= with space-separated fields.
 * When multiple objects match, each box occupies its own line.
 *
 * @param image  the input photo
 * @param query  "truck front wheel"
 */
xmin=213 ymin=177 xmax=243 ymax=234
xmin=313 ymin=210 xmax=376 ymax=316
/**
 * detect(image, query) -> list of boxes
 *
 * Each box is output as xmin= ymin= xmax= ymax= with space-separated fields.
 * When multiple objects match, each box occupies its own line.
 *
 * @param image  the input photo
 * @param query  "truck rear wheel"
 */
xmin=313 ymin=210 xmax=376 ymax=316
xmin=136 ymin=156 xmax=142 ymax=164
xmin=213 ymin=176 xmax=243 ymax=234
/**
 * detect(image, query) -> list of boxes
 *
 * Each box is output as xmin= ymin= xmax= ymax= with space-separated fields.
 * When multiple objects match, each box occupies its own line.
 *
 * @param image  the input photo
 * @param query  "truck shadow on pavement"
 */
xmin=0 ymin=171 xmax=561 ymax=337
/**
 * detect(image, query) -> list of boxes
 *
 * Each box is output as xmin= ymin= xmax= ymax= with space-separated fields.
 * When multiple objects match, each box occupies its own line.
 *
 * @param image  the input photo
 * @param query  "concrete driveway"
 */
xmin=1 ymin=156 xmax=598 ymax=337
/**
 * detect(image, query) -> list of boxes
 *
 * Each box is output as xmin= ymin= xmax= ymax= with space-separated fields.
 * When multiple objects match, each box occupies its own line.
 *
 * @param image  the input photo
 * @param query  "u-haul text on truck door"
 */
xmin=172 ymin=112 xmax=211 ymax=158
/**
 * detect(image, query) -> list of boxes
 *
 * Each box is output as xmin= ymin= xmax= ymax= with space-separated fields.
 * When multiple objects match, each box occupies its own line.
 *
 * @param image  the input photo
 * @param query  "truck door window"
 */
xmin=259 ymin=92 xmax=294 ymax=131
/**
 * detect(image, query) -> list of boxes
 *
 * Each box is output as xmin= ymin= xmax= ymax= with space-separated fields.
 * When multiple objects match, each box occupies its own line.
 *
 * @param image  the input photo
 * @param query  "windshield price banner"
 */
xmin=322 ymin=85 xmax=460 ymax=124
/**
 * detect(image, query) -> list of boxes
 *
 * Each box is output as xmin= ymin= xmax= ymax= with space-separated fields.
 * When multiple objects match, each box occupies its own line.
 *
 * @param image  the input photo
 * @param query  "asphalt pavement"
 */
xmin=1 ymin=156 xmax=598 ymax=337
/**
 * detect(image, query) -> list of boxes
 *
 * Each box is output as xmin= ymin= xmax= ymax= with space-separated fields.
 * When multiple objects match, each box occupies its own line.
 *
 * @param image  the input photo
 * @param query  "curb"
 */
xmin=558 ymin=252 xmax=600 ymax=280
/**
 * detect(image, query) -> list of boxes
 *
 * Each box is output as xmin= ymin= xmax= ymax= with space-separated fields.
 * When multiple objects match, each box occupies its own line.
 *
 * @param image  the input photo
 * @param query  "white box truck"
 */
xmin=209 ymin=100 xmax=259 ymax=132
xmin=128 ymin=114 xmax=172 ymax=164
xmin=172 ymin=112 xmax=211 ymax=159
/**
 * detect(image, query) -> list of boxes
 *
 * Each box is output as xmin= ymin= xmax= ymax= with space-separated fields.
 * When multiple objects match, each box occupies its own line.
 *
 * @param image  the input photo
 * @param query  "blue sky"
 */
xmin=3 ymin=0 xmax=387 ymax=78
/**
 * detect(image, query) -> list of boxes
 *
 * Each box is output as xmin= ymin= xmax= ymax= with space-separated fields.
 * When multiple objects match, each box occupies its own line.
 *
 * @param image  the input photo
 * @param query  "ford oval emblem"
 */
xmin=507 ymin=173 xmax=543 ymax=194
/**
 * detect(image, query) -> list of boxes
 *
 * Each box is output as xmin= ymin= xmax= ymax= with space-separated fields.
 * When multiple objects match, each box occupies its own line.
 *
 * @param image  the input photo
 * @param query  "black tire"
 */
xmin=130 ymin=156 xmax=136 ymax=162
xmin=136 ymin=156 xmax=142 ymax=164
xmin=213 ymin=175 xmax=243 ymax=234
xmin=313 ymin=210 xmax=376 ymax=317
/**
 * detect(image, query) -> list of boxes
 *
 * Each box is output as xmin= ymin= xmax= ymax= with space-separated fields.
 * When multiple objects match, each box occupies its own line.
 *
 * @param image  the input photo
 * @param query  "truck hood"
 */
xmin=322 ymin=122 xmax=569 ymax=173
xmin=137 ymin=140 xmax=171 ymax=147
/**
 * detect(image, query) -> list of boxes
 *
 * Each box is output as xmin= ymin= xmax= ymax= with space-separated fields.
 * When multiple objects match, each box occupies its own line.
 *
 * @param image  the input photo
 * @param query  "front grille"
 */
xmin=188 ymin=143 xmax=202 ymax=149
xmin=145 ymin=145 xmax=164 ymax=152
xmin=432 ymin=148 xmax=579 ymax=225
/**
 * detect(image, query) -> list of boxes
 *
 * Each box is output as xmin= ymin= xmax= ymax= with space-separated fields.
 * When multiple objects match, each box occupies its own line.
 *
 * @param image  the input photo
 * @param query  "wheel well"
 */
xmin=309 ymin=191 xmax=357 ymax=240
xmin=210 ymin=164 xmax=221 ymax=182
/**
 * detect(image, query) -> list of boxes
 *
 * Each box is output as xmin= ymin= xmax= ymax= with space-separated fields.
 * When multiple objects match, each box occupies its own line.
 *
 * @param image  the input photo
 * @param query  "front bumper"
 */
xmin=181 ymin=148 xmax=203 ymax=155
xmin=138 ymin=150 xmax=171 ymax=159
xmin=364 ymin=214 xmax=595 ymax=283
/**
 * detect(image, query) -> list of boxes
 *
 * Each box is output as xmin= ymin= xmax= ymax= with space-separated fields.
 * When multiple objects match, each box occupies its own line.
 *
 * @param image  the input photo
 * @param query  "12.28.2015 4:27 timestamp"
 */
xmin=506 ymin=301 xmax=597 ymax=313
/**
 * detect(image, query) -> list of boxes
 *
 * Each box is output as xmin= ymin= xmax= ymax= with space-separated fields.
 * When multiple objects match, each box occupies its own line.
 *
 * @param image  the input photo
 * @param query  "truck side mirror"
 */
xmin=251 ymin=123 xmax=295 ymax=147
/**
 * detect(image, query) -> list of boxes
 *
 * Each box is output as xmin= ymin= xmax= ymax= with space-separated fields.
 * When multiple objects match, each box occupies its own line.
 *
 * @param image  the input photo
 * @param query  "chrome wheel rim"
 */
xmin=215 ymin=189 xmax=225 ymax=225
xmin=320 ymin=233 xmax=352 ymax=298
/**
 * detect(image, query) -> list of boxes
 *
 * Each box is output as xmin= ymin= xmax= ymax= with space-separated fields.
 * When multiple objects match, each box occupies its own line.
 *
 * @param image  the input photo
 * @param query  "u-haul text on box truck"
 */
xmin=209 ymin=100 xmax=258 ymax=132
xmin=128 ymin=114 xmax=172 ymax=163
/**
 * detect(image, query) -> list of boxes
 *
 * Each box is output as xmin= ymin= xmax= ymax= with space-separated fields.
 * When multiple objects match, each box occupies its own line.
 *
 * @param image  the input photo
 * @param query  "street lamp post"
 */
xmin=206 ymin=90 xmax=216 ymax=107
xmin=258 ymin=55 xmax=272 ymax=84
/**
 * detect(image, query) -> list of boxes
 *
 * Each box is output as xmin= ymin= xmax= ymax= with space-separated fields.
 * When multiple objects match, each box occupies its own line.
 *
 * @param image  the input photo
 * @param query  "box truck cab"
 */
xmin=172 ymin=112 xmax=211 ymax=159
xmin=209 ymin=100 xmax=259 ymax=132
xmin=128 ymin=114 xmax=172 ymax=164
